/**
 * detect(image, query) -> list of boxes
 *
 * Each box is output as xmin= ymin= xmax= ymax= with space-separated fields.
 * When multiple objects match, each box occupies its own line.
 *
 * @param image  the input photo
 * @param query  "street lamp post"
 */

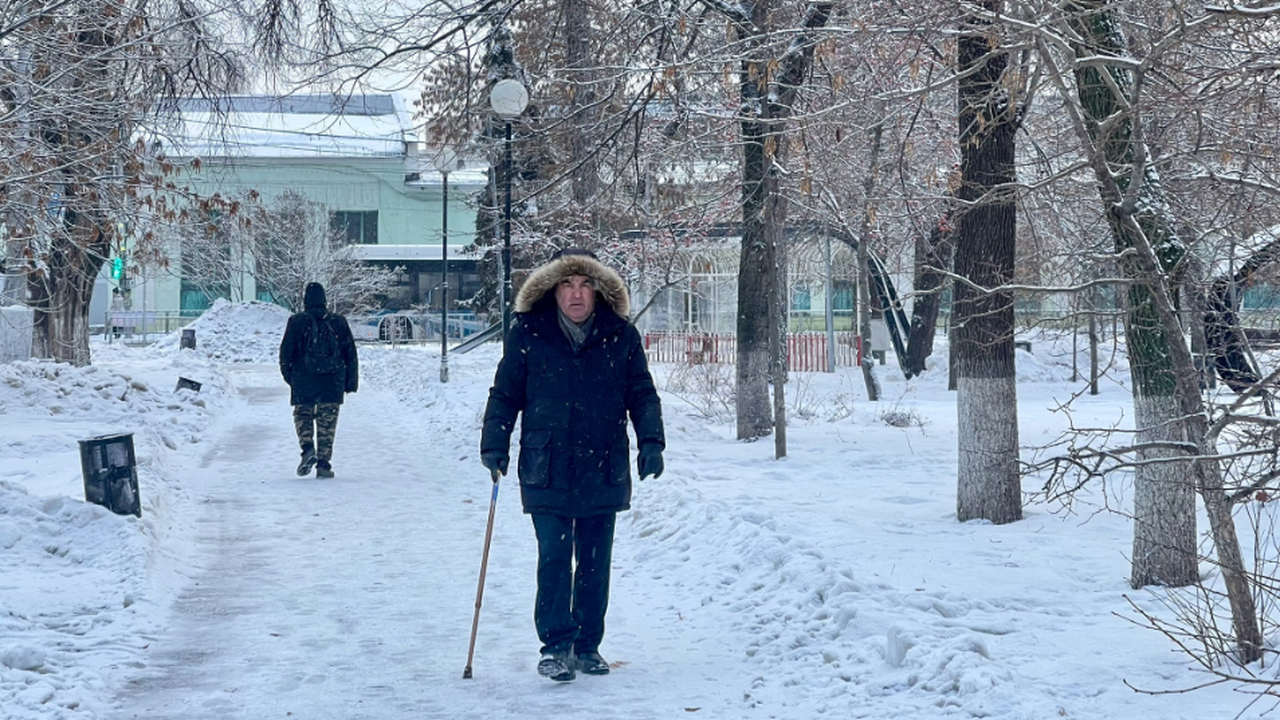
xmin=433 ymin=147 xmax=457 ymax=383
xmin=489 ymin=78 xmax=529 ymax=339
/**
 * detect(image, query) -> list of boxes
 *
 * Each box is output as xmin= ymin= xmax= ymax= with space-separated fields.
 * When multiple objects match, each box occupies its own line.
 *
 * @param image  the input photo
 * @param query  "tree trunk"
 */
xmin=563 ymin=0 xmax=599 ymax=216
xmin=726 ymin=0 xmax=832 ymax=440
xmin=1128 ymin=395 xmax=1197 ymax=585
xmin=954 ymin=0 xmax=1021 ymax=525
xmin=769 ymin=236 xmax=787 ymax=458
xmin=24 ymin=14 xmax=119 ymax=366
xmin=1067 ymin=0 xmax=1197 ymax=588
xmin=903 ymin=212 xmax=952 ymax=378
xmin=30 ymin=209 xmax=107 ymax=365
xmin=1088 ymin=285 xmax=1100 ymax=395
xmin=736 ymin=112 xmax=780 ymax=439
xmin=857 ymin=122 xmax=883 ymax=400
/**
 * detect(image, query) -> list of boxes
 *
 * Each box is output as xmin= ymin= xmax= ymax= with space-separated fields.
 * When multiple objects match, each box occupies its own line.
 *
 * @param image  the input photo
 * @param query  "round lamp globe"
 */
xmin=489 ymin=79 xmax=529 ymax=118
xmin=432 ymin=147 xmax=457 ymax=173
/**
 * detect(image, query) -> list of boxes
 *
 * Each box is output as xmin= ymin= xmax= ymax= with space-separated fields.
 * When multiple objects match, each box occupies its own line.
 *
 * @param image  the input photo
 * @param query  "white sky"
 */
xmin=2 ymin=299 xmax=1279 ymax=719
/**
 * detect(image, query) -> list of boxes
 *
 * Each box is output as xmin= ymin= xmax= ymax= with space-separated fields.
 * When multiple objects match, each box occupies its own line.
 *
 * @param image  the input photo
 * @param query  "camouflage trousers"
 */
xmin=294 ymin=403 xmax=341 ymax=464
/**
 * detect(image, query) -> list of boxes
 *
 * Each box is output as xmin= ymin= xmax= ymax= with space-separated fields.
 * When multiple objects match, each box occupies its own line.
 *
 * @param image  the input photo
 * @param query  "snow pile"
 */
xmin=148 ymin=298 xmax=290 ymax=364
xmin=2 ymin=360 xmax=211 ymax=423
xmin=1 ymin=333 xmax=236 ymax=720
xmin=0 ymin=355 xmax=231 ymax=463
xmin=0 ymin=481 xmax=154 ymax=719
xmin=624 ymin=477 xmax=1045 ymax=717
xmin=356 ymin=345 xmax=437 ymax=404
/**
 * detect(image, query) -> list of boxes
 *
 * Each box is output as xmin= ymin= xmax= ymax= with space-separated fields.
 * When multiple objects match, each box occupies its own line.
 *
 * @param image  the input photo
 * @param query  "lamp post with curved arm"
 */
xmin=489 ymin=79 xmax=529 ymax=339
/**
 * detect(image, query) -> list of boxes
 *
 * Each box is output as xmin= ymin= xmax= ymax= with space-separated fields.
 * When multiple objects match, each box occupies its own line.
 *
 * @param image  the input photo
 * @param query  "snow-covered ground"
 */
xmin=2 ymin=299 xmax=1277 ymax=719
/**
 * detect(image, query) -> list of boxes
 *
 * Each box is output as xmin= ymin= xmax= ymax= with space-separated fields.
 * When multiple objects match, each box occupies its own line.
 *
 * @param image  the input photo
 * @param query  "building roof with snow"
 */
xmin=166 ymin=94 xmax=416 ymax=159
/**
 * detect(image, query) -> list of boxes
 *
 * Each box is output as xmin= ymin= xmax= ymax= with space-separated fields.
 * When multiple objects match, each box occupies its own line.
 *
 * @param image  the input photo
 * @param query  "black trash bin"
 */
xmin=78 ymin=433 xmax=141 ymax=517
xmin=175 ymin=377 xmax=202 ymax=393
xmin=180 ymin=328 xmax=197 ymax=350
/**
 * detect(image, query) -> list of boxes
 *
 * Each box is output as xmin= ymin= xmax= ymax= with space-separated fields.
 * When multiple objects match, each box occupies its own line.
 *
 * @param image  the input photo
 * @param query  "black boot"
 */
xmin=576 ymin=651 xmax=609 ymax=675
xmin=316 ymin=461 xmax=334 ymax=479
xmin=297 ymin=451 xmax=318 ymax=477
xmin=537 ymin=649 xmax=575 ymax=682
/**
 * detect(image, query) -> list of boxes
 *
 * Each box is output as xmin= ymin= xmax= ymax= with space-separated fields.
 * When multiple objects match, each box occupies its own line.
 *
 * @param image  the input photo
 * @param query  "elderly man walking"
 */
xmin=481 ymin=248 xmax=665 ymax=682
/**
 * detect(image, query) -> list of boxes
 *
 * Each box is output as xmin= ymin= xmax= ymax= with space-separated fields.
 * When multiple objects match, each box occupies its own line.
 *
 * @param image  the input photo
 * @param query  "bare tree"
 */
xmin=684 ymin=0 xmax=833 ymax=443
xmin=0 ymin=0 xmax=242 ymax=365
xmin=170 ymin=189 xmax=397 ymax=314
xmin=1029 ymin=0 xmax=1276 ymax=667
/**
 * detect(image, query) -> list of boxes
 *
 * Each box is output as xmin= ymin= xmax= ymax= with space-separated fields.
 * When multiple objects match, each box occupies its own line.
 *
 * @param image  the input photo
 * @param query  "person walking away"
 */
xmin=480 ymin=248 xmax=665 ymax=682
xmin=110 ymin=288 xmax=124 ymax=340
xmin=279 ymin=282 xmax=359 ymax=478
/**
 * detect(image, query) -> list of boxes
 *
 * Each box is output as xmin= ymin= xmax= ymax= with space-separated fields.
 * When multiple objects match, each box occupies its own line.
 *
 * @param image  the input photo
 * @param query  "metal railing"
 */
xmin=102 ymin=310 xmax=195 ymax=344
xmin=643 ymin=331 xmax=860 ymax=372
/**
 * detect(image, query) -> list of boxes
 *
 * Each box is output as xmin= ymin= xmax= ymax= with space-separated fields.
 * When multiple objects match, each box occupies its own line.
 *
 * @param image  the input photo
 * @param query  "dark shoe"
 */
xmin=297 ymin=452 xmax=317 ymax=477
xmin=577 ymin=651 xmax=609 ymax=675
xmin=537 ymin=651 xmax=575 ymax=682
xmin=316 ymin=463 xmax=334 ymax=479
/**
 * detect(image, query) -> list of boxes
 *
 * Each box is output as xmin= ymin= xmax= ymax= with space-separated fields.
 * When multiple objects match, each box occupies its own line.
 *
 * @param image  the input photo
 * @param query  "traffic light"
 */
xmin=111 ymin=257 xmax=123 ymax=280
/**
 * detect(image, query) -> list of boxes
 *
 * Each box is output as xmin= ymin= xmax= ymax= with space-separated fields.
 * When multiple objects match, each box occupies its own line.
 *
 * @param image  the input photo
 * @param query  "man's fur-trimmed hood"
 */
xmin=515 ymin=253 xmax=630 ymax=319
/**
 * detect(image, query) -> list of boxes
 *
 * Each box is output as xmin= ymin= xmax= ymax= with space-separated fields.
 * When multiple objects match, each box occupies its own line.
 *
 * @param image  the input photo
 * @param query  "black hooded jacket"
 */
xmin=279 ymin=283 xmax=359 ymax=405
xmin=481 ymin=254 xmax=664 ymax=517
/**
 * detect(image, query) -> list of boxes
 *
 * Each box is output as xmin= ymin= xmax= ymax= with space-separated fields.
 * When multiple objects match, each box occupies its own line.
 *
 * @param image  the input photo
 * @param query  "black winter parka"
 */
xmin=481 ymin=256 xmax=664 ymax=517
xmin=279 ymin=284 xmax=359 ymax=406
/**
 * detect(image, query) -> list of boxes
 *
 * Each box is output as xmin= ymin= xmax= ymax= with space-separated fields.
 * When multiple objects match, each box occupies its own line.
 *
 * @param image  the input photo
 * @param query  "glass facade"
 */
xmin=331 ymin=210 xmax=379 ymax=245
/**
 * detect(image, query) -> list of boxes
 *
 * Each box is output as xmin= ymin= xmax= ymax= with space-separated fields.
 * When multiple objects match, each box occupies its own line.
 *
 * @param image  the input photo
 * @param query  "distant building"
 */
xmin=118 ymin=94 xmax=488 ymax=319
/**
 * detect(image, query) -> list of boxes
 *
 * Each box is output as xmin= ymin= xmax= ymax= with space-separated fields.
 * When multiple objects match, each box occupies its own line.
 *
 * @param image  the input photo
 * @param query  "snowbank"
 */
xmin=1 ymin=338 xmax=233 ymax=719
xmin=147 ymin=298 xmax=290 ymax=364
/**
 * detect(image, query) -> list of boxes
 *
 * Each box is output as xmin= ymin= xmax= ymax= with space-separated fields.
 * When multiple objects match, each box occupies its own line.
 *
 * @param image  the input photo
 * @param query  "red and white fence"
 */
xmin=643 ymin=331 xmax=861 ymax=372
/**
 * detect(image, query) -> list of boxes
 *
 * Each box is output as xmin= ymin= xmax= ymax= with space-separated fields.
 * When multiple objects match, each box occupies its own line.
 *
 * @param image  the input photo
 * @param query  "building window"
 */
xmin=180 ymin=258 xmax=230 ymax=317
xmin=791 ymin=282 xmax=812 ymax=311
xmin=180 ymin=216 xmax=231 ymax=316
xmin=1244 ymin=285 xmax=1280 ymax=309
xmin=330 ymin=210 xmax=378 ymax=245
xmin=833 ymin=280 xmax=855 ymax=311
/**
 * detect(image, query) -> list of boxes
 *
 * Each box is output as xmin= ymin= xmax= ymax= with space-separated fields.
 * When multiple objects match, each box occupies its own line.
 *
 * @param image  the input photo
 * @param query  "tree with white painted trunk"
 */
xmin=953 ymin=0 xmax=1023 ymax=525
xmin=1063 ymin=0 xmax=1197 ymax=590
xmin=1032 ymin=0 xmax=1265 ymax=665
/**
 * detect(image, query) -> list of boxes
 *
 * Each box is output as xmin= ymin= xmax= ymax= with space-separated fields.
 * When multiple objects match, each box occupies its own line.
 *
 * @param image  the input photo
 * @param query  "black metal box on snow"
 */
xmin=78 ymin=433 xmax=141 ymax=517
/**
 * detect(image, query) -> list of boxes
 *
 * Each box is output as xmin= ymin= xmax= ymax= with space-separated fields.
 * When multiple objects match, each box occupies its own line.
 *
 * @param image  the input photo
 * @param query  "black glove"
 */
xmin=637 ymin=445 xmax=664 ymax=480
xmin=481 ymin=451 xmax=509 ymax=477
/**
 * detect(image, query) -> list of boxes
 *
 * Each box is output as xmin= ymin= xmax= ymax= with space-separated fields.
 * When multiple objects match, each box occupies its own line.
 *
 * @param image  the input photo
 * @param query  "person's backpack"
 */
xmin=302 ymin=313 xmax=344 ymax=374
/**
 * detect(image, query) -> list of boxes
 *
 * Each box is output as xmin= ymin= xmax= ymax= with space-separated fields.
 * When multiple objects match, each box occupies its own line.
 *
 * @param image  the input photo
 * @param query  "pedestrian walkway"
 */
xmin=112 ymin=363 xmax=741 ymax=720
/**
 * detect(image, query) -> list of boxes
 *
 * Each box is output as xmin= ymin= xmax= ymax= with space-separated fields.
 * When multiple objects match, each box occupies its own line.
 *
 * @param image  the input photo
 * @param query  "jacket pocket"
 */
xmin=518 ymin=430 xmax=553 ymax=488
xmin=607 ymin=437 xmax=631 ymax=486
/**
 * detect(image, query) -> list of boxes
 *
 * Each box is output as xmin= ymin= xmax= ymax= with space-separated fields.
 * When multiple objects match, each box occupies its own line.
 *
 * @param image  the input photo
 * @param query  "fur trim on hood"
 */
xmin=515 ymin=254 xmax=630 ymax=319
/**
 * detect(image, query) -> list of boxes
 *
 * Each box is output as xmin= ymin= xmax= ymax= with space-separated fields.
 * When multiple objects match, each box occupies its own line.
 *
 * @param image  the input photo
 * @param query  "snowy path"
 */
xmin=100 ymin=346 xmax=1273 ymax=720
xmin=10 ymin=307 xmax=1274 ymax=720
xmin=112 ymin=362 xmax=744 ymax=719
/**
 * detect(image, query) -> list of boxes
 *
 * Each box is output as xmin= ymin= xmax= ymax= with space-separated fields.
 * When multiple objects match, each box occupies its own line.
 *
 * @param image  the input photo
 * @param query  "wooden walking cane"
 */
xmin=463 ymin=470 xmax=501 ymax=679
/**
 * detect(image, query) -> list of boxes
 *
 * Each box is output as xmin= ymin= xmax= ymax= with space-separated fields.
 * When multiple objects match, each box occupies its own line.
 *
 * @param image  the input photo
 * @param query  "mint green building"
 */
xmin=126 ymin=94 xmax=487 ymax=318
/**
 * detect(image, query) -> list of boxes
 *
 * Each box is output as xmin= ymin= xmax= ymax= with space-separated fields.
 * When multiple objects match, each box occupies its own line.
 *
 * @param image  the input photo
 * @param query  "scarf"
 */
xmin=557 ymin=308 xmax=594 ymax=351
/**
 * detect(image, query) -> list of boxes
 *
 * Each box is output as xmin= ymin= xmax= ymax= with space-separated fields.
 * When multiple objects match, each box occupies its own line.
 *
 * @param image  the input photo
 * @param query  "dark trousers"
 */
xmin=530 ymin=512 xmax=616 ymax=656
xmin=293 ymin=403 xmax=341 ymax=466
